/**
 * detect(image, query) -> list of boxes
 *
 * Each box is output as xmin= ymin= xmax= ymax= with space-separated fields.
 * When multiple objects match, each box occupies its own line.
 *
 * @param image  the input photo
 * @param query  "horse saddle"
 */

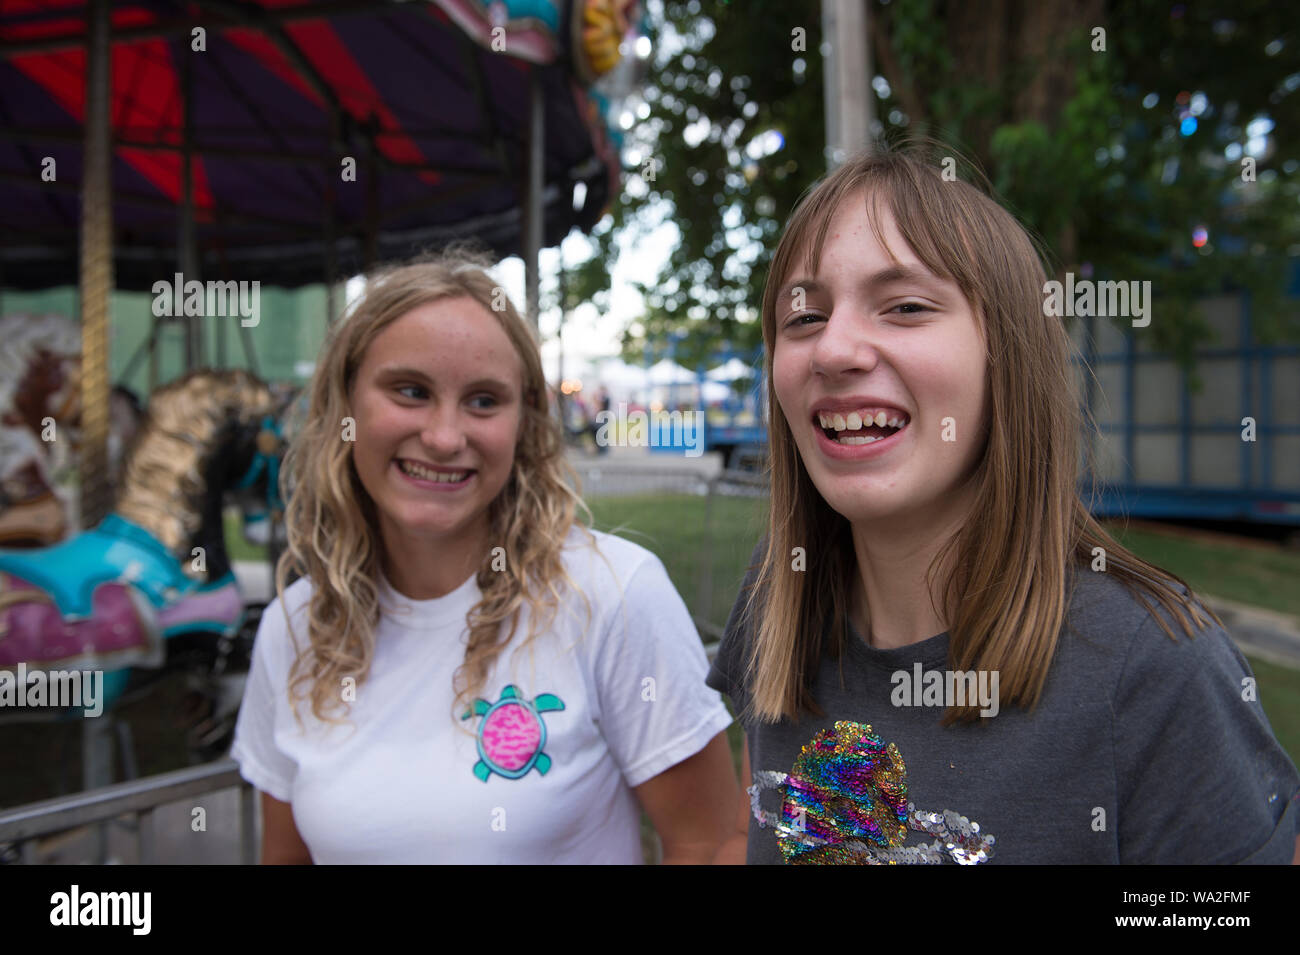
xmin=0 ymin=513 xmax=242 ymax=671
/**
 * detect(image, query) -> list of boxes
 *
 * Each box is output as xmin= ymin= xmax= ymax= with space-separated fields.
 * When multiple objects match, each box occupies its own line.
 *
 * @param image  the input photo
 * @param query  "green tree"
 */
xmin=567 ymin=0 xmax=1300 ymax=365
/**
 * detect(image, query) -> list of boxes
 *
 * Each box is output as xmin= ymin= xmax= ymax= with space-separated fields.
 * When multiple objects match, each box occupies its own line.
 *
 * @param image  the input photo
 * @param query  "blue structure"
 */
xmin=1076 ymin=285 xmax=1300 ymax=526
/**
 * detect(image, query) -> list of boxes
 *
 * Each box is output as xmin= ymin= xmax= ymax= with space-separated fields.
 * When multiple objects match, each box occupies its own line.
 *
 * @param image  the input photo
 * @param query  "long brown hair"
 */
xmin=277 ymin=247 xmax=593 ymax=726
xmin=743 ymin=143 xmax=1218 ymax=725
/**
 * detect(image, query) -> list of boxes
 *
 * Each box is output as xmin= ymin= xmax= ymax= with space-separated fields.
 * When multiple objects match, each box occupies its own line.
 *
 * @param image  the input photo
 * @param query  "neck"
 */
xmin=379 ymin=516 xmax=490 ymax=601
xmin=848 ymin=487 xmax=975 ymax=650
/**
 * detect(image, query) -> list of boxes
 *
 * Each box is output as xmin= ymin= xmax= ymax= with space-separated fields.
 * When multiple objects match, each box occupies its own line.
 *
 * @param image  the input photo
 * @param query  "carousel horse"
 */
xmin=0 ymin=314 xmax=81 ymax=547
xmin=0 ymin=316 xmax=149 ymax=548
xmin=0 ymin=369 xmax=285 ymax=763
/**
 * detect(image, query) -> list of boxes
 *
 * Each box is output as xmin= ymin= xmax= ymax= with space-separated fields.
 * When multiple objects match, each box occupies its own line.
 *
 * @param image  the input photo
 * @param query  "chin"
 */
xmin=806 ymin=475 xmax=909 ymax=526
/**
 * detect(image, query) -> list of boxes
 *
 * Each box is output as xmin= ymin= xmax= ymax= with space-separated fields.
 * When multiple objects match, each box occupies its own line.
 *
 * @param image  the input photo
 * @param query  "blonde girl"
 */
xmin=233 ymin=250 xmax=735 ymax=863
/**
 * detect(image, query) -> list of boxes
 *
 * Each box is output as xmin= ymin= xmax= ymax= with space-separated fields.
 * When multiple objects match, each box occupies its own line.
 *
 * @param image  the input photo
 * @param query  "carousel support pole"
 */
xmin=324 ymin=102 xmax=343 ymax=321
xmin=179 ymin=44 xmax=203 ymax=371
xmin=524 ymin=69 xmax=544 ymax=331
xmin=361 ymin=115 xmax=379 ymax=275
xmin=79 ymin=0 xmax=113 ymax=530
xmin=82 ymin=717 xmax=116 ymax=862
xmin=213 ymin=229 xmax=233 ymax=370
xmin=557 ymin=243 xmax=566 ymax=393
xmin=214 ymin=249 xmax=228 ymax=368
xmin=556 ymin=233 xmax=570 ymax=431
xmin=236 ymin=317 xmax=261 ymax=378
xmin=324 ymin=185 xmax=338 ymax=325
xmin=148 ymin=312 xmax=159 ymax=391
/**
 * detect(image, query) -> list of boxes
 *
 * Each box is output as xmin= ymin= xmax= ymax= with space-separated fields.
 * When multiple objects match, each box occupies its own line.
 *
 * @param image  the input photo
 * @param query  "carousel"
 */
xmin=0 ymin=0 xmax=643 ymax=858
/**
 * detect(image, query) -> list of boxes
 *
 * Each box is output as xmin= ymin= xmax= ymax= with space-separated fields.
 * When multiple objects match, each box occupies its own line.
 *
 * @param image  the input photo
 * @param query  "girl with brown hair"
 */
xmin=708 ymin=145 xmax=1300 ymax=864
xmin=232 ymin=249 xmax=735 ymax=863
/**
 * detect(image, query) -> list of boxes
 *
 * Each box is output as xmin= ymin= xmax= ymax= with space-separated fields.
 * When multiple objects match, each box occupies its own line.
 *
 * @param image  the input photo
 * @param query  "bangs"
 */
xmin=763 ymin=147 xmax=1049 ymax=348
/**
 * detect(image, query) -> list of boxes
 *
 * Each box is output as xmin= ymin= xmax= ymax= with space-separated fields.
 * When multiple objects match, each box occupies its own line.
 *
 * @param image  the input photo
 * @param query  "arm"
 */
xmin=633 ymin=730 xmax=737 ymax=864
xmin=260 ymin=792 xmax=313 ymax=865
xmin=711 ymin=732 xmax=750 ymax=864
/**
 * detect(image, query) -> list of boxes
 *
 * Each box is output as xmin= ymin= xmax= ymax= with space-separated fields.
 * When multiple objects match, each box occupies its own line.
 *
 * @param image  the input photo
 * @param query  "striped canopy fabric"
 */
xmin=0 ymin=0 xmax=624 ymax=289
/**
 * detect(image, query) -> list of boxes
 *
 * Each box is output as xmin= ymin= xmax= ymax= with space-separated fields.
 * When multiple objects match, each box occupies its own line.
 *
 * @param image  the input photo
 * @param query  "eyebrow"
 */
xmin=375 ymin=366 xmax=515 ymax=392
xmin=777 ymin=265 xmax=946 ymax=307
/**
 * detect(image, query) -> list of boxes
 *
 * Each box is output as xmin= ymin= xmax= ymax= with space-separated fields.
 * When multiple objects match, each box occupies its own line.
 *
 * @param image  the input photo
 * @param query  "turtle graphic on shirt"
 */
xmin=460 ymin=684 xmax=565 ymax=782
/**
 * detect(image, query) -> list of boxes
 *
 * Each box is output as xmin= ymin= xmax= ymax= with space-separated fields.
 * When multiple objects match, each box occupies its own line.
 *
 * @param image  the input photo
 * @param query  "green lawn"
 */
xmin=587 ymin=493 xmax=769 ymax=633
xmin=1104 ymin=522 xmax=1300 ymax=620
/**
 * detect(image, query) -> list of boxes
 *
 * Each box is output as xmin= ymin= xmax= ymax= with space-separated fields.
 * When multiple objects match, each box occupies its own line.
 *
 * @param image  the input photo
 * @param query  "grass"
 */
xmin=1103 ymin=522 xmax=1300 ymax=621
xmin=586 ymin=493 xmax=769 ymax=632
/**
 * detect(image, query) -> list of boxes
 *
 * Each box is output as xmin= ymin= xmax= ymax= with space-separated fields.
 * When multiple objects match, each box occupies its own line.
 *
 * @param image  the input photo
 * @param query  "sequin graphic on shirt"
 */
xmin=750 ymin=720 xmax=995 ymax=864
xmin=460 ymin=685 xmax=566 ymax=782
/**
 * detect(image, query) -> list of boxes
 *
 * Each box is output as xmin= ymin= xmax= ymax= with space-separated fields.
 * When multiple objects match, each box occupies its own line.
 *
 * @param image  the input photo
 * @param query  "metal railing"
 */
xmin=0 ymin=757 xmax=257 ymax=864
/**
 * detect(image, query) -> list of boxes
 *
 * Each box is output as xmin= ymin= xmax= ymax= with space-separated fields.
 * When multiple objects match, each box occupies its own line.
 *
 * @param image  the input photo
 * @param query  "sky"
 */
xmin=343 ymin=218 xmax=678 ymax=388
xmin=494 ymin=218 xmax=679 ymax=384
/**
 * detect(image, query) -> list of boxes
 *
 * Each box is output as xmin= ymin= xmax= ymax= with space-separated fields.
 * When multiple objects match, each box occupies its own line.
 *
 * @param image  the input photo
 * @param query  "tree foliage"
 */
xmin=565 ymin=0 xmax=1300 ymax=367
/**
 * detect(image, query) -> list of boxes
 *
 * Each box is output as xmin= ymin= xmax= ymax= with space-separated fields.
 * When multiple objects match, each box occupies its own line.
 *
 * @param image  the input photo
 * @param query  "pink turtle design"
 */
xmin=460 ymin=684 xmax=565 ymax=781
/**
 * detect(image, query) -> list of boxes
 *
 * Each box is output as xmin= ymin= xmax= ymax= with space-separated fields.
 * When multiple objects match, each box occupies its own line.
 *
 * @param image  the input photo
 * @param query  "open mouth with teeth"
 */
xmin=397 ymin=459 xmax=474 ymax=483
xmin=815 ymin=409 xmax=910 ymax=445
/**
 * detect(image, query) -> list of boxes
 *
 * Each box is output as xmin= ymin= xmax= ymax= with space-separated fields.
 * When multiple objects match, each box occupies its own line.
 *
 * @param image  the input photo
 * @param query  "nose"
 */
xmin=419 ymin=404 xmax=467 ymax=457
xmin=809 ymin=303 xmax=881 ymax=379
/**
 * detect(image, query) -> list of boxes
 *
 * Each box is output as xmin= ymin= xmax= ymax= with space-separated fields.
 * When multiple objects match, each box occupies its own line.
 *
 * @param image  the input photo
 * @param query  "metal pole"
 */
xmin=180 ymin=44 xmax=202 ymax=370
xmin=556 ymin=236 xmax=566 ymax=384
xmin=822 ymin=0 xmax=874 ymax=169
xmin=79 ymin=0 xmax=113 ymax=528
xmin=524 ymin=70 xmax=544 ymax=330
xmin=362 ymin=116 xmax=379 ymax=274
xmin=324 ymin=187 xmax=338 ymax=325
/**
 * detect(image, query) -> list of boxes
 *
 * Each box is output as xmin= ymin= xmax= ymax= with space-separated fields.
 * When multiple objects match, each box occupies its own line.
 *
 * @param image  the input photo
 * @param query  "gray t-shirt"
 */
xmin=707 ymin=545 xmax=1300 ymax=864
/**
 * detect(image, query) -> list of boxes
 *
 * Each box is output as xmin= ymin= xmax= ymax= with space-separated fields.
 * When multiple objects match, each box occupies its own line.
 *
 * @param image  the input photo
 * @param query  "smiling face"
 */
xmin=771 ymin=189 xmax=990 ymax=528
xmin=347 ymin=296 xmax=524 ymax=565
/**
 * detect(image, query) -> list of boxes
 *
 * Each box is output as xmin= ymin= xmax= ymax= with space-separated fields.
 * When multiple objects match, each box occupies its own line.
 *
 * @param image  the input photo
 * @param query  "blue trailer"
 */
xmin=1074 ymin=288 xmax=1300 ymax=526
xmin=697 ymin=347 xmax=767 ymax=469
xmin=645 ymin=345 xmax=768 ymax=466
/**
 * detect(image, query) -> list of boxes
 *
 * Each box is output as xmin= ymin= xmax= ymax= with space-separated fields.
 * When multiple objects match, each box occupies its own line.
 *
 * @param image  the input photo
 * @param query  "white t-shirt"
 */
xmin=231 ymin=528 xmax=732 ymax=864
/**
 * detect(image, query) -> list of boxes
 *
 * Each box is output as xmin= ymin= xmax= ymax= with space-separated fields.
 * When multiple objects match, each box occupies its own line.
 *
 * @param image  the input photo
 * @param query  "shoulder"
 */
xmin=1071 ymin=569 xmax=1300 ymax=862
xmin=1055 ymin=566 xmax=1237 ymax=696
xmin=266 ymin=574 xmax=315 ymax=628
xmin=254 ymin=575 xmax=316 ymax=668
xmin=1063 ymin=565 xmax=1235 ymax=677
xmin=558 ymin=526 xmax=673 ymax=601
xmin=1062 ymin=566 xmax=1259 ymax=753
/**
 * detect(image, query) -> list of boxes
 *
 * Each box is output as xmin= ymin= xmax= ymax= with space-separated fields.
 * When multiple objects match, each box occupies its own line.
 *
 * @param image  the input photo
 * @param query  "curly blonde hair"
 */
xmin=276 ymin=248 xmax=593 ymax=726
